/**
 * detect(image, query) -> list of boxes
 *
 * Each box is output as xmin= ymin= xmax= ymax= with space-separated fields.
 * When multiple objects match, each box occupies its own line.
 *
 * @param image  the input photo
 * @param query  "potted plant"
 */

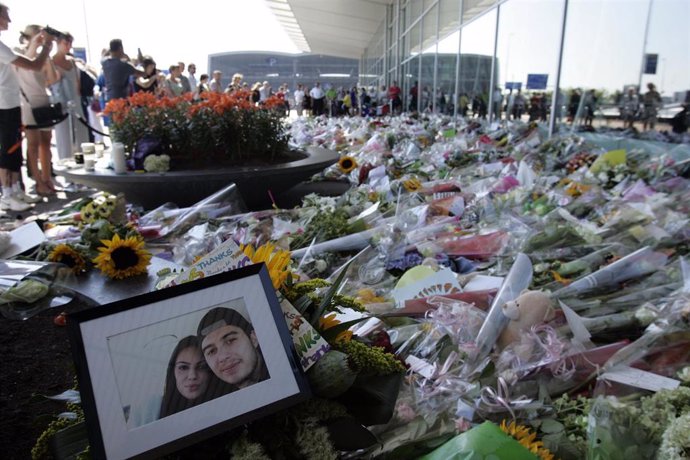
xmin=103 ymin=90 xmax=291 ymax=170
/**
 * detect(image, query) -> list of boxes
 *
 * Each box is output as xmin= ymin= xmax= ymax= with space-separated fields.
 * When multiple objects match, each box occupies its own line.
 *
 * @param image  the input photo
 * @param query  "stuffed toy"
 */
xmin=497 ymin=289 xmax=555 ymax=349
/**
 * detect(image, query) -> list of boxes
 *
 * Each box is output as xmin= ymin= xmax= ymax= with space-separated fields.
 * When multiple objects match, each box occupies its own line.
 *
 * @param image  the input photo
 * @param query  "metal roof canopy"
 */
xmin=267 ymin=0 xmax=497 ymax=60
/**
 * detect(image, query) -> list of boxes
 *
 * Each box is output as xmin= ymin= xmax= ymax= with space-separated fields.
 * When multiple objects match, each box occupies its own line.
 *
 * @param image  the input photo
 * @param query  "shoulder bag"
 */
xmin=20 ymin=88 xmax=68 ymax=128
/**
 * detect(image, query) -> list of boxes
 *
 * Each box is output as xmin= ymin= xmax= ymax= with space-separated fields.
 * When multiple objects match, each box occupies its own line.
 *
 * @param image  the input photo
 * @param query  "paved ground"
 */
xmin=0 ymin=170 xmax=96 ymax=231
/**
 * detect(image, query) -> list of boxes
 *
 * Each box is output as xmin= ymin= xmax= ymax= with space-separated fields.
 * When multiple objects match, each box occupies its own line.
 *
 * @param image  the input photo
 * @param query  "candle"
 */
xmin=111 ymin=142 xmax=127 ymax=174
xmin=81 ymin=142 xmax=95 ymax=154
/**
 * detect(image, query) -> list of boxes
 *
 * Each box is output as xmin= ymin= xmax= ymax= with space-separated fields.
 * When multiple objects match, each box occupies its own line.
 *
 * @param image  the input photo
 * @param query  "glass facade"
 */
xmin=358 ymin=0 xmax=689 ymax=129
xmin=208 ymin=52 xmax=359 ymax=92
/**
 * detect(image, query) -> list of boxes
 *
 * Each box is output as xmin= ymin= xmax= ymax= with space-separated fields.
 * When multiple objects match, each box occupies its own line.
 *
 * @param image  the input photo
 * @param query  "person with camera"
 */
xmin=101 ymin=38 xmax=146 ymax=102
xmin=15 ymin=25 xmax=57 ymax=197
xmin=0 ymin=4 xmax=54 ymax=212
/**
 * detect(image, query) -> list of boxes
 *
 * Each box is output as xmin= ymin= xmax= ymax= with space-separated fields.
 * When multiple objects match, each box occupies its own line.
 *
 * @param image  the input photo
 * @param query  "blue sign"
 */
xmin=505 ymin=82 xmax=522 ymax=91
xmin=644 ymin=54 xmax=658 ymax=74
xmin=73 ymin=47 xmax=87 ymax=62
xmin=526 ymin=74 xmax=548 ymax=90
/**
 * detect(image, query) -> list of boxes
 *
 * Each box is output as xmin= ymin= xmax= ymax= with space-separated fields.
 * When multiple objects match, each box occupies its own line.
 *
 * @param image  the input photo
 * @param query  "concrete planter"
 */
xmin=57 ymin=146 xmax=339 ymax=210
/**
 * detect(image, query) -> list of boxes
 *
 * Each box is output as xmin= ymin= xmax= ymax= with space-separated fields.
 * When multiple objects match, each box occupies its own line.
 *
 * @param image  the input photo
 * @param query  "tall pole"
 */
xmin=383 ymin=5 xmax=389 ymax=88
xmin=487 ymin=3 xmax=500 ymax=124
xmin=549 ymin=0 xmax=569 ymax=138
xmin=418 ymin=13 xmax=423 ymax=113
xmin=81 ymin=0 xmax=92 ymax=63
xmin=453 ymin=0 xmax=464 ymax=119
xmin=432 ymin=2 xmax=440 ymax=113
xmin=637 ymin=0 xmax=654 ymax=92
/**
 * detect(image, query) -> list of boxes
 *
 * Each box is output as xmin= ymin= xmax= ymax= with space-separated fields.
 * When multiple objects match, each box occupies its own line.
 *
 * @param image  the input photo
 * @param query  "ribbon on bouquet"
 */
xmin=412 ymin=351 xmax=476 ymax=402
xmin=528 ymin=324 xmax=577 ymax=381
xmin=479 ymin=377 xmax=534 ymax=420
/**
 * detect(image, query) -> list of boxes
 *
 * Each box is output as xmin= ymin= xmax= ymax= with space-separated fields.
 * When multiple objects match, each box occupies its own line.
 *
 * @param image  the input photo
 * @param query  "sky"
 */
xmin=4 ymin=0 xmax=689 ymax=96
xmin=434 ymin=0 xmax=690 ymax=96
xmin=4 ymin=0 xmax=301 ymax=74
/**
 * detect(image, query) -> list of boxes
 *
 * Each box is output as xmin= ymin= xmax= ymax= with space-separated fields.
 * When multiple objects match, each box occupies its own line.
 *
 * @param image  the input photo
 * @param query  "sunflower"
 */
xmin=551 ymin=270 xmax=571 ymax=285
xmin=356 ymin=288 xmax=386 ymax=304
xmin=499 ymin=420 xmax=555 ymax=460
xmin=402 ymin=177 xmax=422 ymax=192
xmin=240 ymin=242 xmax=294 ymax=290
xmin=48 ymin=244 xmax=87 ymax=274
xmin=338 ymin=156 xmax=358 ymax=174
xmin=93 ymin=234 xmax=151 ymax=279
xmin=318 ymin=313 xmax=353 ymax=343
xmin=564 ymin=181 xmax=591 ymax=198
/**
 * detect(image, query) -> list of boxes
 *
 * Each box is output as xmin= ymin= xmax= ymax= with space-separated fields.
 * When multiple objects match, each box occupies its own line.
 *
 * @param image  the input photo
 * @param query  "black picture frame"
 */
xmin=68 ymin=264 xmax=309 ymax=459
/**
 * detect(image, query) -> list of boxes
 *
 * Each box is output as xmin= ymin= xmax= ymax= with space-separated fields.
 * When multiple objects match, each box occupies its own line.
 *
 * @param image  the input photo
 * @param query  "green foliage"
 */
xmin=290 ymin=209 xmax=352 ymax=250
xmin=336 ymin=339 xmax=406 ymax=375
xmin=284 ymin=279 xmax=330 ymax=303
xmin=245 ymin=399 xmax=348 ymax=460
xmin=639 ymin=386 xmax=690 ymax=444
xmin=230 ymin=431 xmax=270 ymax=460
xmin=658 ymin=413 xmax=690 ymax=460
xmin=588 ymin=387 xmax=690 ymax=460
xmin=107 ymin=92 xmax=290 ymax=166
xmin=535 ymin=393 xmax=591 ymax=460
xmin=31 ymin=401 xmax=86 ymax=460
xmin=332 ymin=293 xmax=366 ymax=313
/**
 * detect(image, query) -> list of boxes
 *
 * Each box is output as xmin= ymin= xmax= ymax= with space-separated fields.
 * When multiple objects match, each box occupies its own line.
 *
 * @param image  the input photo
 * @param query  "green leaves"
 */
xmin=310 ymin=258 xmax=354 ymax=324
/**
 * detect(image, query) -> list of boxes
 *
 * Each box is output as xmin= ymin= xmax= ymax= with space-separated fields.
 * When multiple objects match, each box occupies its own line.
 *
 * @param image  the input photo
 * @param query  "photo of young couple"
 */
xmin=122 ymin=304 xmax=270 ymax=429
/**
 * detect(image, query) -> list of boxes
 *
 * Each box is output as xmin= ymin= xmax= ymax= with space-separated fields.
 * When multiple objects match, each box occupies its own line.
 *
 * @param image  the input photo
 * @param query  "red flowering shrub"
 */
xmin=104 ymin=90 xmax=290 ymax=166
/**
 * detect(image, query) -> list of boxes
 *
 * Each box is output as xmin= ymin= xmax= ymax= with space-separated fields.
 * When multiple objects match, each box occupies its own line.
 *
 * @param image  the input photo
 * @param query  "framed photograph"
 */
xmin=68 ymin=264 xmax=309 ymax=459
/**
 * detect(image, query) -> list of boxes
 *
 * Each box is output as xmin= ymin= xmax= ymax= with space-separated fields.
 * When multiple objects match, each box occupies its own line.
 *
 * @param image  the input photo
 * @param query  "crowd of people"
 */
xmin=0 ymin=6 xmax=212 ymax=214
xmin=0 ymin=2 xmax=685 ymax=217
xmin=1 ymin=8 xmax=109 ymax=212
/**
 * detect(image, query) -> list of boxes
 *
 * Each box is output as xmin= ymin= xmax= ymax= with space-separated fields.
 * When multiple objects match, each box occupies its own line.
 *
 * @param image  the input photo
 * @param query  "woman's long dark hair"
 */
xmin=158 ymin=336 xmax=235 ymax=418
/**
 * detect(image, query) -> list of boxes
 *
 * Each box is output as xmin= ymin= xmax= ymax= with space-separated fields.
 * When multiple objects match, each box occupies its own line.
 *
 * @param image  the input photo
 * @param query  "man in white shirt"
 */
xmin=259 ymin=81 xmax=271 ymax=103
xmin=492 ymin=86 xmax=503 ymax=120
xmin=186 ymin=63 xmax=197 ymax=93
xmin=309 ymin=82 xmax=325 ymax=116
xmin=177 ymin=62 xmax=191 ymax=94
xmin=209 ymin=70 xmax=223 ymax=94
xmin=293 ymin=84 xmax=305 ymax=117
xmin=0 ymin=4 xmax=53 ymax=211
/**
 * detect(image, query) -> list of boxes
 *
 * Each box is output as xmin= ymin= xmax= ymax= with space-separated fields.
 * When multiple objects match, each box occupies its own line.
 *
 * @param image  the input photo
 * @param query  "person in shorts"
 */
xmin=0 ymin=4 xmax=54 ymax=212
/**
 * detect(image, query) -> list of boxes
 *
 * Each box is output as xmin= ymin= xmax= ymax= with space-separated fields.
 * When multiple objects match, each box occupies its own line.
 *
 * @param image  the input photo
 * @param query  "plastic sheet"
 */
xmin=139 ymin=183 xmax=247 ymax=240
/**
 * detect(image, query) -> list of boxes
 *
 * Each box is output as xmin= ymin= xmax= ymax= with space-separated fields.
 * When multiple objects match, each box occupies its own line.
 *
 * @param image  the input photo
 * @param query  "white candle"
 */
xmin=81 ymin=142 xmax=95 ymax=154
xmin=111 ymin=142 xmax=127 ymax=174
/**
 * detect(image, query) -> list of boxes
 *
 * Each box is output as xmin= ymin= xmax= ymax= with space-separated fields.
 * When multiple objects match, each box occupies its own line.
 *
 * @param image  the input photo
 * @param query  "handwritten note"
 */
xmin=280 ymin=297 xmax=330 ymax=371
xmin=161 ymin=238 xmax=251 ymax=288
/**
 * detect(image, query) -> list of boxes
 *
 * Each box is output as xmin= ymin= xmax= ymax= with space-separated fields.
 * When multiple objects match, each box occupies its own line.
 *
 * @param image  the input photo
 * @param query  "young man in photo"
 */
xmin=197 ymin=307 xmax=269 ymax=389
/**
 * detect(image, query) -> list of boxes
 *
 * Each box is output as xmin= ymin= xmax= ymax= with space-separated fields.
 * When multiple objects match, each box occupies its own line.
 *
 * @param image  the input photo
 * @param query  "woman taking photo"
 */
xmin=134 ymin=56 xmax=160 ymax=95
